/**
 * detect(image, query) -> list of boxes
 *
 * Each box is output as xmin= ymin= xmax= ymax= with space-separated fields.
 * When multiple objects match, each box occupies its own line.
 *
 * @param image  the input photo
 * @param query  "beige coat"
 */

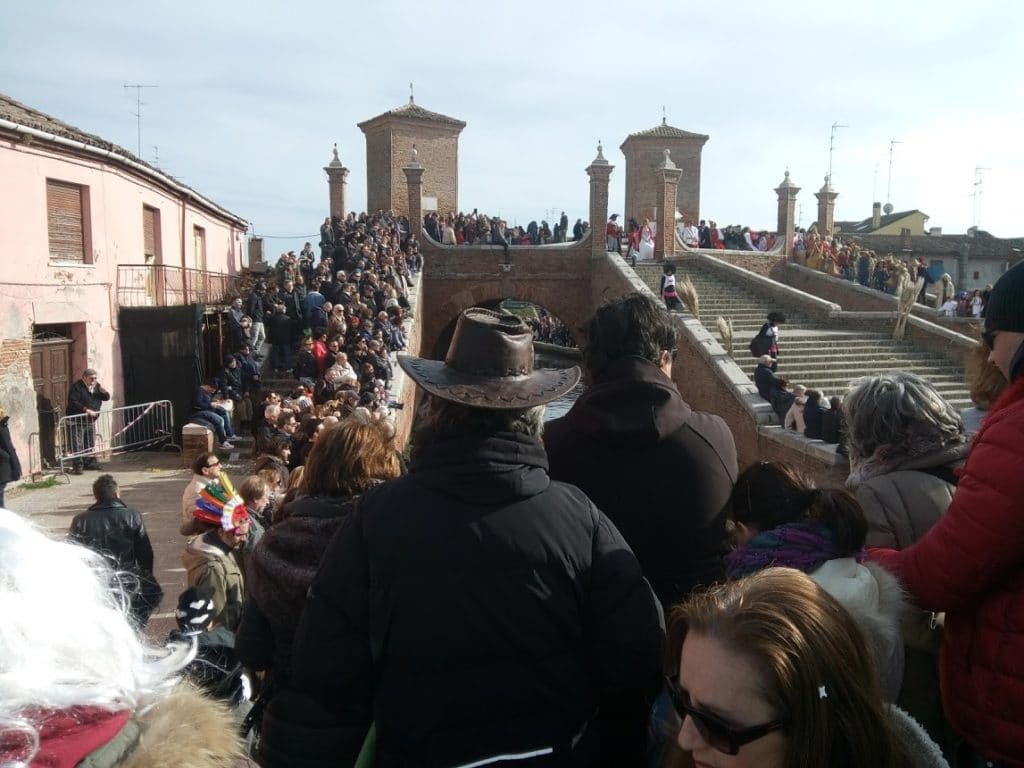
xmin=853 ymin=444 xmax=968 ymax=550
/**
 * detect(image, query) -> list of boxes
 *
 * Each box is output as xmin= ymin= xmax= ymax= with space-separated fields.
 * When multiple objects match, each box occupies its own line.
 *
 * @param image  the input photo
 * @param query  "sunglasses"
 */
xmin=665 ymin=675 xmax=786 ymax=756
xmin=982 ymin=330 xmax=997 ymax=350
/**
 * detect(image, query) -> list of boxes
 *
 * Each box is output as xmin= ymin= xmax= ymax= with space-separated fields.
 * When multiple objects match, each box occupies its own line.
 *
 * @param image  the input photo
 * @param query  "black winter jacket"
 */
xmin=236 ymin=494 xmax=356 ymax=768
xmin=0 ymin=417 xmax=22 ymax=483
xmin=545 ymin=357 xmax=738 ymax=610
xmin=291 ymin=433 xmax=664 ymax=768
xmin=66 ymin=379 xmax=110 ymax=417
xmin=69 ymin=499 xmax=160 ymax=624
xmin=69 ymin=499 xmax=154 ymax=576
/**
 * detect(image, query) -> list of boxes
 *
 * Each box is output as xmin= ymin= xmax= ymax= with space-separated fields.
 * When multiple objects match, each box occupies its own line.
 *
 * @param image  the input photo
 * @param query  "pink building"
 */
xmin=0 ymin=93 xmax=248 ymax=473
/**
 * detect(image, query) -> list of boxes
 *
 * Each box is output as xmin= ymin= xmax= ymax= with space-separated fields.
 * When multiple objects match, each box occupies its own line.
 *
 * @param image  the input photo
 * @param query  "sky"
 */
xmin=3 ymin=0 xmax=1022 ymax=247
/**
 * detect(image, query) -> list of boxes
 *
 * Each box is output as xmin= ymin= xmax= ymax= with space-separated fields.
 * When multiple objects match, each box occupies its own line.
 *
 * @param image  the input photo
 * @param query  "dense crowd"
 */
xmin=792 ymin=228 xmax=994 ymax=316
xmin=678 ymin=219 xmax=777 ymax=251
xmin=423 ymin=210 xmax=589 ymax=249
xmin=3 ymin=258 xmax=1024 ymax=767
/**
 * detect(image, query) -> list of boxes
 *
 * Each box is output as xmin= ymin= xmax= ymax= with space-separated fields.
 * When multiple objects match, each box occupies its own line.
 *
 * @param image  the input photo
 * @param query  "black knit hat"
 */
xmin=985 ymin=262 xmax=1024 ymax=333
xmin=175 ymin=586 xmax=215 ymax=635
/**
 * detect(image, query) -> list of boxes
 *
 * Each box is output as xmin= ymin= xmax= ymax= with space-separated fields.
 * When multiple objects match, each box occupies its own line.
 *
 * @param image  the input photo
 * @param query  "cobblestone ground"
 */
xmin=5 ymin=443 xmax=255 ymax=641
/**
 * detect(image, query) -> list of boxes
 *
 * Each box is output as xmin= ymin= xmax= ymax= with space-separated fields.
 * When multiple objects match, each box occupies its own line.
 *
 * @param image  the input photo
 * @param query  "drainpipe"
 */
xmin=181 ymin=194 xmax=189 ymax=305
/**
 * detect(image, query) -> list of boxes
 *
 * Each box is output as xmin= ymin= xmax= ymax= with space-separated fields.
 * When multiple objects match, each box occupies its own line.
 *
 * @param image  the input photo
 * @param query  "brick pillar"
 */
xmin=654 ymin=149 xmax=682 ymax=261
xmin=586 ymin=142 xmax=614 ymax=257
xmin=774 ymin=170 xmax=800 ymax=257
xmin=403 ymin=154 xmax=425 ymax=239
xmin=323 ymin=144 xmax=349 ymax=218
xmin=814 ymin=176 xmax=838 ymax=236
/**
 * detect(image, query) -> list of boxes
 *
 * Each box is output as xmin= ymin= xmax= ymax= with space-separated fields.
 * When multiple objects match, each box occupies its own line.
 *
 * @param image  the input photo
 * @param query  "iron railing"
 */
xmin=117 ymin=264 xmax=245 ymax=307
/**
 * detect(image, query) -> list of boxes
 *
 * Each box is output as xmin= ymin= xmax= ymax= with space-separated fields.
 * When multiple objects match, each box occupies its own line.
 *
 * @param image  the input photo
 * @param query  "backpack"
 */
xmin=749 ymin=324 xmax=771 ymax=357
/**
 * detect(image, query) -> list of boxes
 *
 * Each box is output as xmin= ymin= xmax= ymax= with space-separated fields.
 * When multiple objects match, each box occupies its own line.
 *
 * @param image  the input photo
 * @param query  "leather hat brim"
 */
xmin=398 ymin=355 xmax=580 ymax=410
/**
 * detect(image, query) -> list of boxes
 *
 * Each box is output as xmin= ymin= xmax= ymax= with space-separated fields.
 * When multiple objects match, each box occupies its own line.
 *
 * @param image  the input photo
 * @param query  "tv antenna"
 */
xmin=971 ymin=166 xmax=991 ymax=228
xmin=123 ymin=83 xmax=157 ymax=158
xmin=826 ymin=121 xmax=848 ymax=185
xmin=885 ymin=138 xmax=902 ymax=212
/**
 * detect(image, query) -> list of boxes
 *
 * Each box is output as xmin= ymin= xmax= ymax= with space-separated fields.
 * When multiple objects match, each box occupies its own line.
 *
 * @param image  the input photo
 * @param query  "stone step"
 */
xmin=639 ymin=262 xmax=971 ymax=409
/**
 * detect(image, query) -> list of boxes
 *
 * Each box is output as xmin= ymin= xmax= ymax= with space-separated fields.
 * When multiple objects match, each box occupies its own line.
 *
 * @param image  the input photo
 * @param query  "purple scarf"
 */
xmin=725 ymin=521 xmax=861 ymax=579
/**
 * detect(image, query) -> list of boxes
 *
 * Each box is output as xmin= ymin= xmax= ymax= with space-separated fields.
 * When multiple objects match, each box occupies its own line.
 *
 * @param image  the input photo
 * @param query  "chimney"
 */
xmin=872 ymin=202 xmax=882 ymax=230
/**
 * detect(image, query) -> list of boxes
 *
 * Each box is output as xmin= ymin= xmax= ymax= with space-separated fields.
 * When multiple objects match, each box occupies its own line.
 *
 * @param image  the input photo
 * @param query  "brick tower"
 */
xmin=620 ymin=117 xmax=708 ymax=227
xmin=357 ymin=96 xmax=466 ymax=220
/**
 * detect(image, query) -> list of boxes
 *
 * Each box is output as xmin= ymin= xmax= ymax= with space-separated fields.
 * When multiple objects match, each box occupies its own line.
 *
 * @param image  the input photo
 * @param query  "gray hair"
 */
xmin=843 ymin=371 xmax=965 ymax=465
xmin=413 ymin=394 xmax=544 ymax=446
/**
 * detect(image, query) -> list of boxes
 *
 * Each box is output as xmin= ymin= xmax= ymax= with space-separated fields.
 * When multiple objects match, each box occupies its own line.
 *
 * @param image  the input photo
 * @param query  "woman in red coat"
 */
xmin=869 ymin=261 xmax=1024 ymax=767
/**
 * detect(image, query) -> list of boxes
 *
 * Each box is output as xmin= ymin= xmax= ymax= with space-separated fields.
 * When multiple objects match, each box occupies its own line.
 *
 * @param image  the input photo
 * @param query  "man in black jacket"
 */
xmin=69 ymin=474 xmax=161 ymax=627
xmin=545 ymin=293 xmax=738 ymax=612
xmin=65 ymin=368 xmax=111 ymax=474
xmin=292 ymin=308 xmax=664 ymax=767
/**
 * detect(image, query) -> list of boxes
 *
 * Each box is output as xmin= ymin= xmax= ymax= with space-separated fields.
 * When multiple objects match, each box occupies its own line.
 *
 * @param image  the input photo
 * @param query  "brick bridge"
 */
xmin=397 ymin=147 xmax=975 ymax=488
xmin=406 ymin=143 xmax=680 ymax=358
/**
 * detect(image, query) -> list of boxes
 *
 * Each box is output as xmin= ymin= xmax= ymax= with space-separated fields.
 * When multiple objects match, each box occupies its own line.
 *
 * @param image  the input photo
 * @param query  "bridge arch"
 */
xmin=429 ymin=297 xmax=579 ymax=360
xmin=417 ymin=243 xmax=596 ymax=361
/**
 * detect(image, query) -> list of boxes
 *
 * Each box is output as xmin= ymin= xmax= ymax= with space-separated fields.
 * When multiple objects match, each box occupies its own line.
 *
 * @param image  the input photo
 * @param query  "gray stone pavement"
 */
xmin=5 ymin=444 xmax=256 ymax=641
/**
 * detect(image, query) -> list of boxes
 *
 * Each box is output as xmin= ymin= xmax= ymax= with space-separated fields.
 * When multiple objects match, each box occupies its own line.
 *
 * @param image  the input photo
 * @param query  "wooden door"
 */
xmin=30 ymin=338 xmax=72 ymax=465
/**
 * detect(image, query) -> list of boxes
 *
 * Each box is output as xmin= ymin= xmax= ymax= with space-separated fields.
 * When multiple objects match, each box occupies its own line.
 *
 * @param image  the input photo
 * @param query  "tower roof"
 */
xmin=358 ymin=100 xmax=466 ymax=132
xmin=621 ymin=118 xmax=709 ymax=147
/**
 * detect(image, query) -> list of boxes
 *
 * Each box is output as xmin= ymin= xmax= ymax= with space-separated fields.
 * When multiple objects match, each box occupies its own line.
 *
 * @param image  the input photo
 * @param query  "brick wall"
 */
xmin=0 ymin=333 xmax=39 ymax=477
xmin=417 ymin=239 xmax=593 ymax=359
xmin=364 ymin=121 xmax=460 ymax=219
xmin=622 ymin=140 xmax=703 ymax=227
xmin=363 ymin=129 xmax=392 ymax=214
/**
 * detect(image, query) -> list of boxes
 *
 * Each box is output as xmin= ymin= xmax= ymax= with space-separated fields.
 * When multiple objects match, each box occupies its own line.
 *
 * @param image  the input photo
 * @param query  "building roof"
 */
xmin=834 ymin=209 xmax=926 ymax=235
xmin=622 ymin=119 xmax=709 ymax=145
xmin=357 ymin=99 xmax=466 ymax=131
xmin=0 ymin=92 xmax=247 ymax=226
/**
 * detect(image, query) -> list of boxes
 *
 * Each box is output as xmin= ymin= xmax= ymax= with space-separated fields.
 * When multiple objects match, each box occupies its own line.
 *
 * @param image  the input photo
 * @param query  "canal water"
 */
xmin=536 ymin=349 xmax=583 ymax=421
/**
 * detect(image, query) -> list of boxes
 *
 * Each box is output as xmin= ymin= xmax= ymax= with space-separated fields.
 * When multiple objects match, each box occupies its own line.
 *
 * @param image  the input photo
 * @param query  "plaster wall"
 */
xmin=0 ymin=139 xmax=245 ymax=468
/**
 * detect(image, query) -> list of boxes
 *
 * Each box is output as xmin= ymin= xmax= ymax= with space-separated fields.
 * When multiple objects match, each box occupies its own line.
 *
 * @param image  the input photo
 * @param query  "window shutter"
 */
xmin=143 ymin=206 xmax=156 ymax=259
xmin=47 ymin=180 xmax=84 ymax=262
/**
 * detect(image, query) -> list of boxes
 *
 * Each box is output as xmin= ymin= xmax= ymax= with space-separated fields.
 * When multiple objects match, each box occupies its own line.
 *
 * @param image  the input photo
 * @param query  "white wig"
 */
xmin=0 ymin=509 xmax=191 ymax=762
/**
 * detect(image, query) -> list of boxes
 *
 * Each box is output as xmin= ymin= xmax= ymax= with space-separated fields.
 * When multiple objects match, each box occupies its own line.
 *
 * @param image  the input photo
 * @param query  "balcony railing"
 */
xmin=117 ymin=264 xmax=245 ymax=307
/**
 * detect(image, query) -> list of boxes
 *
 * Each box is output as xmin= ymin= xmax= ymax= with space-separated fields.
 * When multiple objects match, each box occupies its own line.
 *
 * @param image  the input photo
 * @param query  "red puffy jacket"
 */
xmin=870 ymin=375 xmax=1024 ymax=766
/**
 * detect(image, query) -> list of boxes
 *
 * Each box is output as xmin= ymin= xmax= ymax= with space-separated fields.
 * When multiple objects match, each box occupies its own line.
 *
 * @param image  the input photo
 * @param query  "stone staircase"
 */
xmin=639 ymin=261 xmax=972 ymax=410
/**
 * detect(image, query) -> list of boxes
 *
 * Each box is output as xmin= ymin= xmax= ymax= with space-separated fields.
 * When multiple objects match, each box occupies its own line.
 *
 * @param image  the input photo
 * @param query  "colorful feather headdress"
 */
xmin=193 ymin=474 xmax=249 ymax=531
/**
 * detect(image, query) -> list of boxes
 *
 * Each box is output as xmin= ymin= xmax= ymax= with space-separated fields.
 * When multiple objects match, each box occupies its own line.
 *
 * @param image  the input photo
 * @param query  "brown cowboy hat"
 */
xmin=398 ymin=308 xmax=580 ymax=409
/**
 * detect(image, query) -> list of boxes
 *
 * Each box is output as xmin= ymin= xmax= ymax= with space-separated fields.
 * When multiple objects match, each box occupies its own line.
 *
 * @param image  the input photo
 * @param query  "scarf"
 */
xmin=0 ymin=707 xmax=132 ymax=767
xmin=725 ymin=521 xmax=861 ymax=579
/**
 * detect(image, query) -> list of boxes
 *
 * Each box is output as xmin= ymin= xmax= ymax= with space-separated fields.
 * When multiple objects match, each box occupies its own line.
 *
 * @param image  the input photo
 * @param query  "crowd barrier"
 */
xmin=56 ymin=399 xmax=181 ymax=474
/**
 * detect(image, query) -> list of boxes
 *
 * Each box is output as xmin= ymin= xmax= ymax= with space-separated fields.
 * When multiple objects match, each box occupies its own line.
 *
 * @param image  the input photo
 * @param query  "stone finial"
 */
xmin=662 ymin=105 xmax=667 ymax=126
xmin=332 ymin=143 xmax=339 ymax=162
xmin=819 ymin=174 xmax=835 ymax=193
xmin=411 ymin=144 xmax=418 ymax=162
xmin=659 ymin=148 xmax=677 ymax=171
xmin=409 ymin=82 xmax=414 ymax=104
xmin=777 ymin=169 xmax=798 ymax=189
xmin=327 ymin=142 xmax=344 ymax=167
xmin=591 ymin=141 xmax=608 ymax=165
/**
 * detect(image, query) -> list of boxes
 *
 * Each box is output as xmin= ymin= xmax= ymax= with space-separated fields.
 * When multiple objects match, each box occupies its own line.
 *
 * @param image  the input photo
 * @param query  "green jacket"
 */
xmin=183 ymin=532 xmax=244 ymax=632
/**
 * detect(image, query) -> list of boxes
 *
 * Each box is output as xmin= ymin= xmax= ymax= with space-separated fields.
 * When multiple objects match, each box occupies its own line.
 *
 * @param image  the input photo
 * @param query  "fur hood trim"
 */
xmin=119 ymin=684 xmax=247 ymax=768
xmin=811 ymin=559 xmax=908 ymax=700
